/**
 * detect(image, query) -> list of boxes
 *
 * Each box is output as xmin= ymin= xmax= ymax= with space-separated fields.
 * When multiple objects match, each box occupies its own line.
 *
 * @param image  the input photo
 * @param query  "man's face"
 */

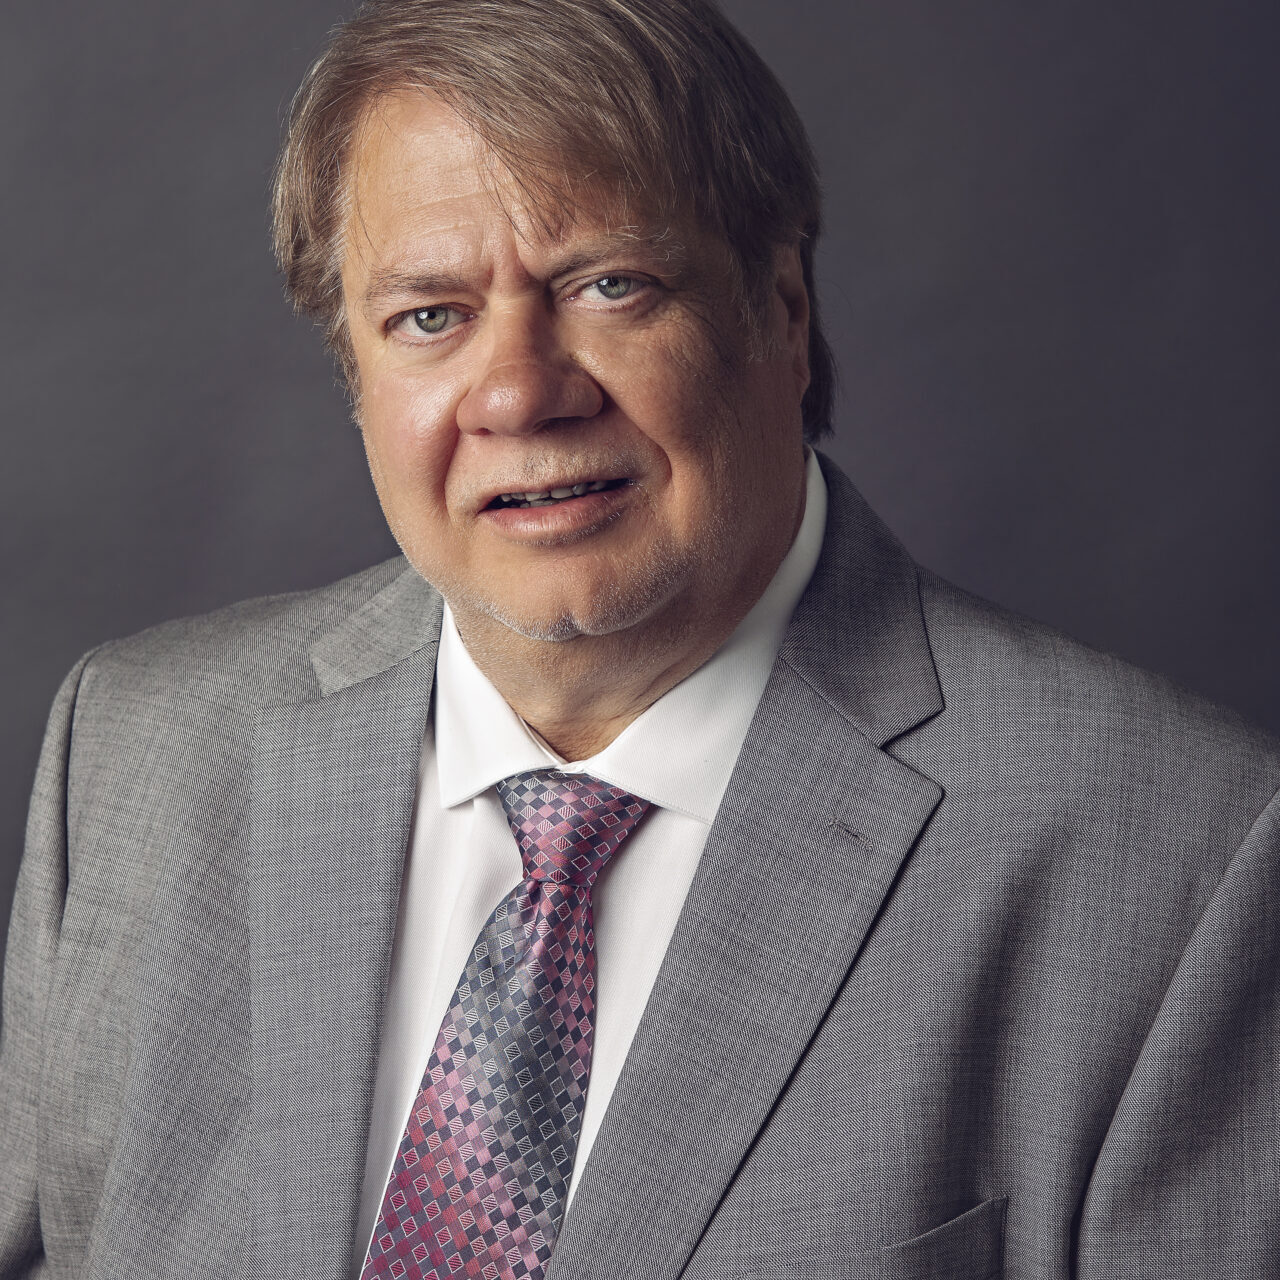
xmin=341 ymin=89 xmax=810 ymax=650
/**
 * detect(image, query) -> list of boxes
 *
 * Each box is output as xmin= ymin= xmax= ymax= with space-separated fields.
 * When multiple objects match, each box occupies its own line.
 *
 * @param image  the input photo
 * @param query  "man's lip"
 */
xmin=479 ymin=479 xmax=635 ymax=540
xmin=478 ymin=475 xmax=631 ymax=511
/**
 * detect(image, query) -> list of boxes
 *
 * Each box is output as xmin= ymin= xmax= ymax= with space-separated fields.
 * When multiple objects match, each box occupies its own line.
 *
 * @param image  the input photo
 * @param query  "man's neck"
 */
xmin=452 ymin=592 xmax=751 ymax=761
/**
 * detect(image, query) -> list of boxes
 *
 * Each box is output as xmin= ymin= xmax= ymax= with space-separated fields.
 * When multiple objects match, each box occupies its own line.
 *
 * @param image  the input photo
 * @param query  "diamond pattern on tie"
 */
xmin=362 ymin=771 xmax=650 ymax=1280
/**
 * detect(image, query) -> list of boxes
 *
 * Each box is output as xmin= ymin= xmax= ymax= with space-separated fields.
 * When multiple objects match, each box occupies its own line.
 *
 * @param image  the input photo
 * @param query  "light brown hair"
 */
xmin=272 ymin=0 xmax=835 ymax=439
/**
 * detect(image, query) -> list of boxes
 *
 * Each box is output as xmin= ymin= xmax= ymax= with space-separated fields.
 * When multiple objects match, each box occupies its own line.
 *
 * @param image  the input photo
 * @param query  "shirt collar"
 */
xmin=435 ymin=449 xmax=828 ymax=823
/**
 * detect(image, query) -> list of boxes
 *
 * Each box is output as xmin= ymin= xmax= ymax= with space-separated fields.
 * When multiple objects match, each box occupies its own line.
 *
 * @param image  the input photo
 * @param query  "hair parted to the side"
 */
xmin=272 ymin=0 xmax=836 ymax=440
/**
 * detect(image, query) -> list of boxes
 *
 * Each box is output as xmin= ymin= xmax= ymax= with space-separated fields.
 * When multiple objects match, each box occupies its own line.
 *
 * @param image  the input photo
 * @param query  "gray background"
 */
xmin=3 ymin=0 xmax=1278 ymax=943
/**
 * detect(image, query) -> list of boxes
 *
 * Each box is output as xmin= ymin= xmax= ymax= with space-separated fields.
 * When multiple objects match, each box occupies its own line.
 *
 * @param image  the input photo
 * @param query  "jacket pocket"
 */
xmin=877 ymin=1198 xmax=1007 ymax=1280
xmin=736 ymin=1196 xmax=1008 ymax=1280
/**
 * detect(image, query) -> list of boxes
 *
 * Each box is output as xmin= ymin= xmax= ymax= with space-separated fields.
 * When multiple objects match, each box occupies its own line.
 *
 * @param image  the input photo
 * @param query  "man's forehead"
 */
xmin=344 ymin=85 xmax=700 ymax=275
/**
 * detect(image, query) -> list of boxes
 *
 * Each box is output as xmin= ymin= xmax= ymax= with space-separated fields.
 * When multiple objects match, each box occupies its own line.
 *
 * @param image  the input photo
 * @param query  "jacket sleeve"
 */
xmin=0 ymin=652 xmax=98 ymax=1279
xmin=1078 ymin=785 xmax=1280 ymax=1278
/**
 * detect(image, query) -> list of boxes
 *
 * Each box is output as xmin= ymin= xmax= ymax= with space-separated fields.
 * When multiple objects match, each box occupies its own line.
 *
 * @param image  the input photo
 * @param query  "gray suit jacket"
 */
xmin=3 ymin=456 xmax=1278 ymax=1279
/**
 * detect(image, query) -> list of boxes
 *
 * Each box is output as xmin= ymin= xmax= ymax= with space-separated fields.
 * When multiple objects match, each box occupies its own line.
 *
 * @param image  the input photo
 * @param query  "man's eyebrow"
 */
xmin=546 ymin=233 xmax=689 ymax=281
xmin=359 ymin=233 xmax=690 ymax=316
xmin=361 ymin=269 xmax=474 ymax=315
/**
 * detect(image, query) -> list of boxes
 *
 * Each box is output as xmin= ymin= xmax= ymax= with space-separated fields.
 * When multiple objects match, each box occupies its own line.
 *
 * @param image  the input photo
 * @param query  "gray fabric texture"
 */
xmin=2 ymin=455 xmax=1277 ymax=1279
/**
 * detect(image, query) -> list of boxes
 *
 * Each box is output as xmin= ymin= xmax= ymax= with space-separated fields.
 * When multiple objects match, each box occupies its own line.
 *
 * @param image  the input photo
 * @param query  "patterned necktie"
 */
xmin=361 ymin=770 xmax=650 ymax=1280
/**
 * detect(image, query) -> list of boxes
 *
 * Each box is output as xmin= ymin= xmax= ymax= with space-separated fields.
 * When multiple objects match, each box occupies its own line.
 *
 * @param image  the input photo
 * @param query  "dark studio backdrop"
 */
xmin=3 ymin=1 xmax=1278 ymax=953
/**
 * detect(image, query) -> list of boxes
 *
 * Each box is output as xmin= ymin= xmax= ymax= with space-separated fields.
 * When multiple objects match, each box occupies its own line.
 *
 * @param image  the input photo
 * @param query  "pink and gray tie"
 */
xmin=361 ymin=770 xmax=651 ymax=1280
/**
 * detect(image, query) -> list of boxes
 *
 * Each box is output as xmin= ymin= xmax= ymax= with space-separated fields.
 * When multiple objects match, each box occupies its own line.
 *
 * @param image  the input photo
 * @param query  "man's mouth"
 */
xmin=485 ymin=477 xmax=631 ymax=510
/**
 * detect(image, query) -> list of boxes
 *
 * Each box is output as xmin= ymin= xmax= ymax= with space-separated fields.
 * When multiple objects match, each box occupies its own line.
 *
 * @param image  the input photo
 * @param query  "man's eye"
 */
xmin=405 ymin=306 xmax=461 ymax=335
xmin=589 ymin=276 xmax=637 ymax=301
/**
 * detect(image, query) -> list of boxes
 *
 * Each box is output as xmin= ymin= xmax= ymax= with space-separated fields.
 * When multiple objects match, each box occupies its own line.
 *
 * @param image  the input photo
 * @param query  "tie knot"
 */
xmin=496 ymin=770 xmax=651 ymax=887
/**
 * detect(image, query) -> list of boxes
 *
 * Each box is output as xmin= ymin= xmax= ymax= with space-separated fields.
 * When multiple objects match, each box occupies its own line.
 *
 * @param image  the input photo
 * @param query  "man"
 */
xmin=2 ymin=0 xmax=1277 ymax=1276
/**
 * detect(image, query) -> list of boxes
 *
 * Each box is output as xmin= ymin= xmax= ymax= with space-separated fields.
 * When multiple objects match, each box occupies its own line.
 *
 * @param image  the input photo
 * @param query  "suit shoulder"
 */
xmin=77 ymin=557 xmax=414 ymax=707
xmin=915 ymin=567 xmax=1280 ymax=800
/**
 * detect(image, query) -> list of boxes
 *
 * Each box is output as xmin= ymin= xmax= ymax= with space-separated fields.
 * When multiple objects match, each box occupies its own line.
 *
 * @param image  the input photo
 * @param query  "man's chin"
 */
xmin=488 ymin=609 xmax=590 ymax=644
xmin=458 ymin=584 xmax=678 ymax=648
xmin=479 ymin=599 xmax=643 ymax=645
xmin=433 ymin=544 xmax=695 ymax=650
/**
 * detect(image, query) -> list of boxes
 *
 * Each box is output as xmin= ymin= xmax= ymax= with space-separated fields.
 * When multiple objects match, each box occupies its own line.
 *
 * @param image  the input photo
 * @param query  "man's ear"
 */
xmin=773 ymin=242 xmax=811 ymax=398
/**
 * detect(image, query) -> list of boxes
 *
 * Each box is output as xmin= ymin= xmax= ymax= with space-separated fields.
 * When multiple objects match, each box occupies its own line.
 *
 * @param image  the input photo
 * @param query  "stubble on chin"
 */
xmin=449 ymin=535 xmax=697 ymax=646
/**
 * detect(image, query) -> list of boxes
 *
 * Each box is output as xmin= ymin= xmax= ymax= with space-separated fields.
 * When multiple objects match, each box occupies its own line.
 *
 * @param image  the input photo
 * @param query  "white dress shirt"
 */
xmin=355 ymin=451 xmax=827 ymax=1266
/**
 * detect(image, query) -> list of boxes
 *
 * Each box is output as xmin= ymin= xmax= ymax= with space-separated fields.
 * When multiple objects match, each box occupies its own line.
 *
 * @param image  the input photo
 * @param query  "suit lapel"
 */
xmin=548 ymin=458 xmax=946 ymax=1280
xmin=248 ymin=569 xmax=443 ymax=1279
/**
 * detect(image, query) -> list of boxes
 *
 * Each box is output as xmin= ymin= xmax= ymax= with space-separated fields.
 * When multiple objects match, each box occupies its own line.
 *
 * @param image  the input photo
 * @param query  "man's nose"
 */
xmin=455 ymin=308 xmax=604 ymax=436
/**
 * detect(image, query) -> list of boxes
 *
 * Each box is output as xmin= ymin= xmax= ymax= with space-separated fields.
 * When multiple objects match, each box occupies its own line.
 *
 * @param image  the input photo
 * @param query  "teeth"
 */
xmin=495 ymin=478 xmax=621 ymax=508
